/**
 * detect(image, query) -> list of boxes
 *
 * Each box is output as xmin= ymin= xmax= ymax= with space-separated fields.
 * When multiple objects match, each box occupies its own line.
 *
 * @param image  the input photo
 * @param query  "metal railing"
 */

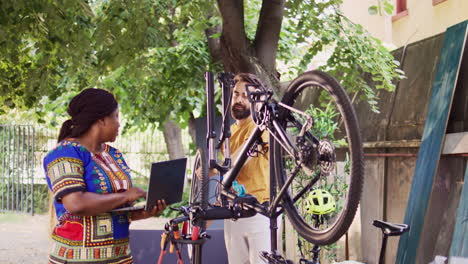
xmin=0 ymin=125 xmax=35 ymax=214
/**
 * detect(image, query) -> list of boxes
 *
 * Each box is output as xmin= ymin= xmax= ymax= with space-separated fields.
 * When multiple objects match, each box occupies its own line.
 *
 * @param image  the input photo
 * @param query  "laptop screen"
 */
xmin=145 ymin=157 xmax=187 ymax=209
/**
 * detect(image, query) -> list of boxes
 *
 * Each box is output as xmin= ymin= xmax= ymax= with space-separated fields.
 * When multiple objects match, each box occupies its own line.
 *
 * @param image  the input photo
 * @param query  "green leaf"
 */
xmin=210 ymin=32 xmax=221 ymax=39
xmin=384 ymin=2 xmax=395 ymax=15
xmin=368 ymin=5 xmax=379 ymax=15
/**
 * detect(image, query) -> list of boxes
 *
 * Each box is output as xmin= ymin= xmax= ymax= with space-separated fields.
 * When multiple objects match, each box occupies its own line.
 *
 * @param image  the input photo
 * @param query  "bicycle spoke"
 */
xmin=292 ymin=172 xmax=321 ymax=204
xmin=267 ymin=127 xmax=296 ymax=157
xmin=272 ymin=71 xmax=363 ymax=245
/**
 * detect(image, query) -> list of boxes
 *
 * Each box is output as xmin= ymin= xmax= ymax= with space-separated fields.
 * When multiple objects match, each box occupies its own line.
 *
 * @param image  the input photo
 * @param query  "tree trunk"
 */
xmin=162 ymin=120 xmax=185 ymax=159
xmin=214 ymin=0 xmax=284 ymax=95
xmin=188 ymin=115 xmax=197 ymax=148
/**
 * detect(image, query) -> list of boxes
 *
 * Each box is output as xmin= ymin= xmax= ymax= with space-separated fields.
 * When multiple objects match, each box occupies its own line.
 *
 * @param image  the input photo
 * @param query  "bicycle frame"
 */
xmin=203 ymin=72 xmax=320 ymax=254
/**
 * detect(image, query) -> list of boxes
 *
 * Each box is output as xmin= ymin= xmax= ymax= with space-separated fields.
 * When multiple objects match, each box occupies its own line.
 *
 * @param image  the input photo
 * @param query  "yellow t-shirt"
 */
xmin=229 ymin=117 xmax=269 ymax=203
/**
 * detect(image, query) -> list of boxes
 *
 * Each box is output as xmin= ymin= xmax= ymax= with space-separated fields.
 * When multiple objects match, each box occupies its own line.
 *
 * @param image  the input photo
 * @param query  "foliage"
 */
xmin=0 ymin=0 xmax=95 ymax=112
xmin=99 ymin=37 xmax=216 ymax=131
xmin=293 ymin=101 xmax=351 ymax=262
xmin=283 ymin=0 xmax=404 ymax=112
xmin=0 ymin=0 xmax=404 ymax=125
xmin=308 ymin=105 xmax=346 ymax=147
xmin=369 ymin=0 xmax=395 ymax=16
xmin=33 ymin=184 xmax=50 ymax=214
xmin=0 ymin=0 xmax=218 ymax=129
xmin=95 ymin=0 xmax=220 ymax=130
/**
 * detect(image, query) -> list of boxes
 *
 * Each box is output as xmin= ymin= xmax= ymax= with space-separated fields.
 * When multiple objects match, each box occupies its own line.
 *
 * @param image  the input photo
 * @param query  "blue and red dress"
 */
xmin=44 ymin=139 xmax=134 ymax=264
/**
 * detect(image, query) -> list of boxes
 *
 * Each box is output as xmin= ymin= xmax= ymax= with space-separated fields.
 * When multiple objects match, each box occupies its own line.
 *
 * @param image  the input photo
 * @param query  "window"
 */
xmin=396 ymin=0 xmax=407 ymax=13
xmin=392 ymin=0 xmax=408 ymax=22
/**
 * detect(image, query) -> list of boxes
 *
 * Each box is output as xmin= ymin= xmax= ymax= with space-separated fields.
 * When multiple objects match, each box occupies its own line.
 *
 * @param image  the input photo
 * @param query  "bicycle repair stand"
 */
xmin=298 ymin=244 xmax=321 ymax=264
xmin=298 ymin=215 xmax=324 ymax=264
xmin=157 ymin=207 xmax=211 ymax=264
xmin=158 ymin=222 xmax=184 ymax=264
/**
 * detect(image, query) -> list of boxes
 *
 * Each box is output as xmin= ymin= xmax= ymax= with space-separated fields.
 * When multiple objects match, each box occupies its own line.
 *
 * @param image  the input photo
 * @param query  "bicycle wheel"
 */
xmin=188 ymin=148 xmax=208 ymax=263
xmin=272 ymin=70 xmax=363 ymax=245
xmin=190 ymin=148 xmax=209 ymax=224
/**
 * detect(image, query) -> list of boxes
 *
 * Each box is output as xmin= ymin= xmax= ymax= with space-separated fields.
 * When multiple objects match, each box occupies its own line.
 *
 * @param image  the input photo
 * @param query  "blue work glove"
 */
xmin=232 ymin=181 xmax=246 ymax=197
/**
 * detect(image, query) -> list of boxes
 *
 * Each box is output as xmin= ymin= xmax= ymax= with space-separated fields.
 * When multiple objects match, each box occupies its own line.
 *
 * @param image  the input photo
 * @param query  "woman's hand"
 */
xmin=131 ymin=200 xmax=167 ymax=221
xmin=124 ymin=187 xmax=147 ymax=204
xmin=147 ymin=200 xmax=167 ymax=217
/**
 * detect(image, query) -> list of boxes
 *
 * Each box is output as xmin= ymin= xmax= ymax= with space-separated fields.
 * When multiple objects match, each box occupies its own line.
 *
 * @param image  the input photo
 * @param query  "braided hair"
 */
xmin=58 ymin=88 xmax=118 ymax=142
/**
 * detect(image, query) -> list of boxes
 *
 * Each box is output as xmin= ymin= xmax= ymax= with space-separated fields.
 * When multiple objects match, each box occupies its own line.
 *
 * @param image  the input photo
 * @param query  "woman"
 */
xmin=44 ymin=88 xmax=166 ymax=264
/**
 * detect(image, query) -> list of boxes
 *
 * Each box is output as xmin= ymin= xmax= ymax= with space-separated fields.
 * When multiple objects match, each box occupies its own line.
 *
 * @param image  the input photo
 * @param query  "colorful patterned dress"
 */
xmin=44 ymin=139 xmax=134 ymax=264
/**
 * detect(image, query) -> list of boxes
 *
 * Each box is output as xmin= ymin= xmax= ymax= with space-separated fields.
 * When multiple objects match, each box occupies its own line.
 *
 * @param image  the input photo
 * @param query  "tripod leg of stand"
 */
xmin=311 ymin=245 xmax=321 ymax=264
xmin=191 ymin=243 xmax=203 ymax=264
xmin=158 ymin=232 xmax=170 ymax=264
xmin=310 ymin=216 xmax=322 ymax=264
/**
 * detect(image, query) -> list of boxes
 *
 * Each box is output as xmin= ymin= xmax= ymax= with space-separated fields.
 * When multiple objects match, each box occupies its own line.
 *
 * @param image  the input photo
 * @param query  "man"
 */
xmin=223 ymin=73 xmax=271 ymax=264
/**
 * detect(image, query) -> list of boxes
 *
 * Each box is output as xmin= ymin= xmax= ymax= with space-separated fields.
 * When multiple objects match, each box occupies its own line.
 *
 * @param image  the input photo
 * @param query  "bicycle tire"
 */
xmin=272 ymin=70 xmax=363 ymax=245
xmin=188 ymin=148 xmax=209 ymax=263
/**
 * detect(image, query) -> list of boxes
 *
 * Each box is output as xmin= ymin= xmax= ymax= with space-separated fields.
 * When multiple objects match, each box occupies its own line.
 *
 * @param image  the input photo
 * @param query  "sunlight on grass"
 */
xmin=0 ymin=212 xmax=34 ymax=223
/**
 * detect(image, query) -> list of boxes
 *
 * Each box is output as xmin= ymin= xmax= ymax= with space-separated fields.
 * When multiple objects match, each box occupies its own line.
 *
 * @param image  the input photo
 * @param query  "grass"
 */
xmin=0 ymin=211 xmax=35 ymax=223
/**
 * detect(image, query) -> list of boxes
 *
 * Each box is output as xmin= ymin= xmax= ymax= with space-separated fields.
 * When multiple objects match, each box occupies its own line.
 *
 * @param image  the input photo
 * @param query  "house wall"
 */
xmin=392 ymin=0 xmax=468 ymax=47
xmin=340 ymin=0 xmax=393 ymax=47
xmin=355 ymin=27 xmax=468 ymax=263
xmin=340 ymin=0 xmax=468 ymax=48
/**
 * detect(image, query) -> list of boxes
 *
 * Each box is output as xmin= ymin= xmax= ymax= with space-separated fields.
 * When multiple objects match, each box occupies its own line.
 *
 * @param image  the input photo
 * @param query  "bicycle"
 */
xmin=162 ymin=70 xmax=364 ymax=264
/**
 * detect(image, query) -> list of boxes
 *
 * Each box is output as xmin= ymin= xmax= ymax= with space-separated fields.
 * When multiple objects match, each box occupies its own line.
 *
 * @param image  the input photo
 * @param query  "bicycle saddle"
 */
xmin=372 ymin=220 xmax=410 ymax=236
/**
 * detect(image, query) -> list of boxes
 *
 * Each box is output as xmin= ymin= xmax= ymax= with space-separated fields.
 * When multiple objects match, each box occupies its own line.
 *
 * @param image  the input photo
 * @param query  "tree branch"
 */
xmin=205 ymin=24 xmax=222 ymax=62
xmin=217 ymin=0 xmax=248 ymax=50
xmin=254 ymin=0 xmax=285 ymax=73
xmin=216 ymin=0 xmax=252 ymax=72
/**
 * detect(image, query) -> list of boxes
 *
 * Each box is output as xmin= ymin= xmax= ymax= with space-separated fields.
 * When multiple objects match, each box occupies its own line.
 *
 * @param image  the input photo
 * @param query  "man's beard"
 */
xmin=231 ymin=103 xmax=250 ymax=120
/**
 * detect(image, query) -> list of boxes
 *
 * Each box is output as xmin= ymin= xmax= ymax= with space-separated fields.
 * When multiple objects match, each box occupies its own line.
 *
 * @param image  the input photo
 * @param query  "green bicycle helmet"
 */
xmin=305 ymin=189 xmax=336 ymax=215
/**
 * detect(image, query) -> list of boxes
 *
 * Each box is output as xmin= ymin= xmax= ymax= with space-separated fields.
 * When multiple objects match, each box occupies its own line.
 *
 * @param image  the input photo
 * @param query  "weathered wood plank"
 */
xmin=360 ymin=157 xmax=385 ymax=263
xmin=417 ymin=157 xmax=465 ymax=264
xmin=449 ymin=161 xmax=468 ymax=257
xmin=442 ymin=132 xmax=468 ymax=154
xmin=396 ymin=20 xmax=468 ymax=264
xmin=433 ymin=181 xmax=463 ymax=257
xmin=386 ymin=156 xmax=416 ymax=264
